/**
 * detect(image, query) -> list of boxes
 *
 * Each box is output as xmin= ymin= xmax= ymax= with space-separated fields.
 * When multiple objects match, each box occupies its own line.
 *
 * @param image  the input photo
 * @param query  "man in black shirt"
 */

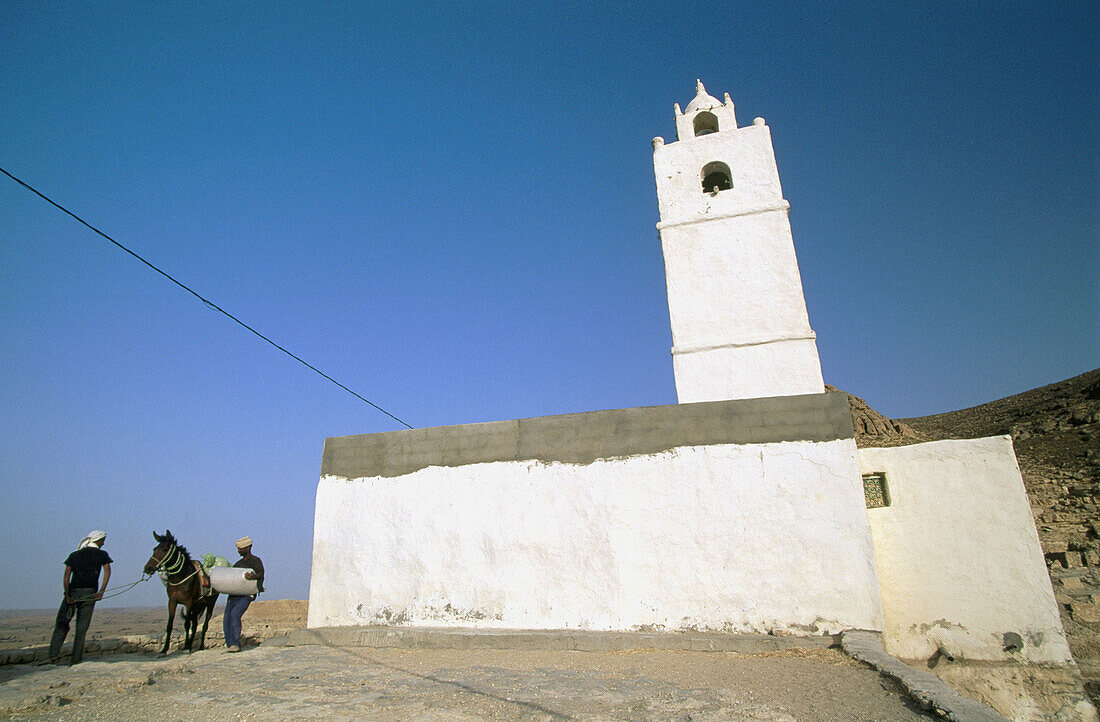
xmin=49 ymin=530 xmax=112 ymax=665
xmin=223 ymin=536 xmax=264 ymax=652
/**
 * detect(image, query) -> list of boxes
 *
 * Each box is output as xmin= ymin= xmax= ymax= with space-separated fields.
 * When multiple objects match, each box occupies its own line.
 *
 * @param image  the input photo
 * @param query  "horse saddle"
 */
xmin=192 ymin=560 xmax=214 ymax=597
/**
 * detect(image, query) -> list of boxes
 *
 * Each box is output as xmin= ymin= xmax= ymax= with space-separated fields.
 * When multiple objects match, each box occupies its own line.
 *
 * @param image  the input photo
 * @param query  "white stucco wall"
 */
xmin=660 ymin=213 xmax=816 ymax=353
xmin=860 ymin=437 xmax=1072 ymax=663
xmin=672 ymin=334 xmax=825 ymax=404
xmin=653 ymin=121 xmax=784 ymax=226
xmin=310 ymin=439 xmax=884 ymax=634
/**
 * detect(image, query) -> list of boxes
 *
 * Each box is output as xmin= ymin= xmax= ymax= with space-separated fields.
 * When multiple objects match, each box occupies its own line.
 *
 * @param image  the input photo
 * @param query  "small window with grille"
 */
xmin=862 ymin=472 xmax=890 ymax=508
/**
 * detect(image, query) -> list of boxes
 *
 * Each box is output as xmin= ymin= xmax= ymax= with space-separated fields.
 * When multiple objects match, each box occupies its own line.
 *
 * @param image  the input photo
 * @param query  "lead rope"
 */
xmin=64 ymin=545 xmax=157 ymax=604
xmin=66 ymin=576 xmax=152 ymax=603
xmin=66 ymin=545 xmax=200 ymax=604
xmin=67 ymin=545 xmax=214 ymax=604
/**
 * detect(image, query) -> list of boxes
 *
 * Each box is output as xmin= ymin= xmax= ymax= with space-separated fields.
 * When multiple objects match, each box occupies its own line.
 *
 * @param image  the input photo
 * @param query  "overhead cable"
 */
xmin=0 ymin=166 xmax=414 ymax=430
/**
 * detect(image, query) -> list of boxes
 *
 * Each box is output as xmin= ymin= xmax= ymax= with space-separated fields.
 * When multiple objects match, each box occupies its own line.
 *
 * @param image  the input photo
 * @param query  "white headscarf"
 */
xmin=78 ymin=530 xmax=107 ymax=549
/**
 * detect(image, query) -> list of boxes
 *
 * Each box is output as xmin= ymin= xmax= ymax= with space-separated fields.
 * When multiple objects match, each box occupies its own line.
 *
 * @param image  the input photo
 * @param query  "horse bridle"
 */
xmin=146 ymin=543 xmax=187 ymax=576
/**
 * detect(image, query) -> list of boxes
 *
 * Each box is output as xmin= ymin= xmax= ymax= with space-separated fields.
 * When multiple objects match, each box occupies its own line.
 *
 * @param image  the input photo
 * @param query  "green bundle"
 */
xmin=201 ymin=553 xmax=232 ymax=570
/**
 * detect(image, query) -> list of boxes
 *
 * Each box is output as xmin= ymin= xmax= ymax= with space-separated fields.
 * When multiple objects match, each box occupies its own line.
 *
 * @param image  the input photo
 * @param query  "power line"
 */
xmin=0 ymin=166 xmax=414 ymax=430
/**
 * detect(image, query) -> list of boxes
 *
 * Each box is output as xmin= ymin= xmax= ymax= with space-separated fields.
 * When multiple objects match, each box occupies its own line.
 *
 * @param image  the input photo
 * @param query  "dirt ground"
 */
xmin=0 ymin=603 xmax=934 ymax=721
xmin=0 ymin=600 xmax=307 ymax=653
xmin=1 ymin=644 xmax=934 ymax=721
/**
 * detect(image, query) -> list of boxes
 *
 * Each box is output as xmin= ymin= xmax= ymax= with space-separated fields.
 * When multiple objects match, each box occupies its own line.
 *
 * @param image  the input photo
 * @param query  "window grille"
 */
xmin=863 ymin=472 xmax=889 ymax=508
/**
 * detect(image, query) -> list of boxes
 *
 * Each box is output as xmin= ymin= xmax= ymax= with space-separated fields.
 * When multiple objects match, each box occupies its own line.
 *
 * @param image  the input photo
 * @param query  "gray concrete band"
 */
xmin=322 ymin=391 xmax=853 ymax=479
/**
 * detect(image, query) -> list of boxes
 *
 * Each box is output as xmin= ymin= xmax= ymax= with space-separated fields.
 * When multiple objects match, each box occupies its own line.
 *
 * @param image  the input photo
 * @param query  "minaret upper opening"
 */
xmin=693 ymin=112 xmax=719 ymax=136
xmin=674 ymin=79 xmax=737 ymax=142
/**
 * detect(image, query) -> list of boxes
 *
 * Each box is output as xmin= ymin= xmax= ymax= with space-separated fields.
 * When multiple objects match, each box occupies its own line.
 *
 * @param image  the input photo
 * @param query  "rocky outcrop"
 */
xmin=826 ymin=385 xmax=926 ymax=447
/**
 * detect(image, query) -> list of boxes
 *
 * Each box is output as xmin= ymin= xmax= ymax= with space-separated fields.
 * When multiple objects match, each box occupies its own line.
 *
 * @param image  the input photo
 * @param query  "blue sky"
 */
xmin=1 ymin=2 xmax=1096 ymax=609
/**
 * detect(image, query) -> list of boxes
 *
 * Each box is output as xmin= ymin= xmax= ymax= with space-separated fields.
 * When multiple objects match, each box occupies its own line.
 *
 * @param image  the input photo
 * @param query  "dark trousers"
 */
xmin=49 ymin=587 xmax=97 ymax=663
xmin=223 ymin=594 xmax=252 ymax=647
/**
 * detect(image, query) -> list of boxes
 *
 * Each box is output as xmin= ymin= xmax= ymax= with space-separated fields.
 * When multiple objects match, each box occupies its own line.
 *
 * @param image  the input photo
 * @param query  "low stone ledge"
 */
xmin=271 ymin=625 xmax=840 ymax=653
xmin=840 ymin=630 xmax=1007 ymax=721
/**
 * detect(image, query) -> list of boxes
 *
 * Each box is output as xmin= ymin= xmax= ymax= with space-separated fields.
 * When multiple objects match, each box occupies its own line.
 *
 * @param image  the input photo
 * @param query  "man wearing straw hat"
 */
xmin=48 ymin=530 xmax=112 ymax=665
xmin=223 ymin=536 xmax=264 ymax=652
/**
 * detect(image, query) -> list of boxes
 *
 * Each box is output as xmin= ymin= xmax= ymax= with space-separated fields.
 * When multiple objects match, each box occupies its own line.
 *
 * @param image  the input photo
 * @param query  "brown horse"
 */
xmin=143 ymin=530 xmax=219 ymax=656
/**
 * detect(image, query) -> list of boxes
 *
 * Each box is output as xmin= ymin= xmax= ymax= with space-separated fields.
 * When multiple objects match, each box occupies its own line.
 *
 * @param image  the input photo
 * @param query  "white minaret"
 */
xmin=652 ymin=80 xmax=825 ymax=403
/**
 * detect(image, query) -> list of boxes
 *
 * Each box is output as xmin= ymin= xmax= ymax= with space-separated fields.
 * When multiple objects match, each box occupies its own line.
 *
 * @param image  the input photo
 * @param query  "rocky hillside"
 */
xmin=843 ymin=368 xmax=1100 ymax=701
xmin=825 ymin=385 xmax=926 ymax=446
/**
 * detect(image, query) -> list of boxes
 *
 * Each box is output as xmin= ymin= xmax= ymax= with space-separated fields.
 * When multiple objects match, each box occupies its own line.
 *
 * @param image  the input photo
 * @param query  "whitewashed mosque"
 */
xmin=308 ymin=82 xmax=1071 ymax=668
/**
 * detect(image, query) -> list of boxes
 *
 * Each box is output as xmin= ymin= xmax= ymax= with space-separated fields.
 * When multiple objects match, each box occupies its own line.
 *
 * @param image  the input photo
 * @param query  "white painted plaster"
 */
xmin=660 ymin=213 xmax=815 ymax=351
xmin=653 ymin=85 xmax=823 ymax=403
xmin=672 ymin=338 xmax=825 ymax=404
xmin=859 ymin=437 xmax=1072 ymax=664
xmin=654 ymin=123 xmax=786 ymax=225
xmin=309 ymin=439 xmax=884 ymax=634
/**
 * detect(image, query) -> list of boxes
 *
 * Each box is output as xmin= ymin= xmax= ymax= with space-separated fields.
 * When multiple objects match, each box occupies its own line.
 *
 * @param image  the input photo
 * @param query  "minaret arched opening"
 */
xmin=693 ymin=112 xmax=719 ymax=136
xmin=701 ymin=161 xmax=732 ymax=193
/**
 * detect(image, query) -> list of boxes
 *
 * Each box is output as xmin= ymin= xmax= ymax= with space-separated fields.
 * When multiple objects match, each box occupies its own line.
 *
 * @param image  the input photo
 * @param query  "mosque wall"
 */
xmin=859 ymin=436 xmax=1072 ymax=664
xmin=308 ymin=83 xmax=1071 ymax=675
xmin=308 ymin=393 xmax=885 ymax=634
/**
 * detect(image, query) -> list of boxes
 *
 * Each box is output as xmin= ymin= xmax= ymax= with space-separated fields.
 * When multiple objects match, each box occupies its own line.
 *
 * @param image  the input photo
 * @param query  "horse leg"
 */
xmin=159 ymin=599 xmax=177 ymax=656
xmin=183 ymin=604 xmax=196 ymax=652
xmin=197 ymin=598 xmax=215 ymax=650
xmin=188 ymin=607 xmax=200 ymax=652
